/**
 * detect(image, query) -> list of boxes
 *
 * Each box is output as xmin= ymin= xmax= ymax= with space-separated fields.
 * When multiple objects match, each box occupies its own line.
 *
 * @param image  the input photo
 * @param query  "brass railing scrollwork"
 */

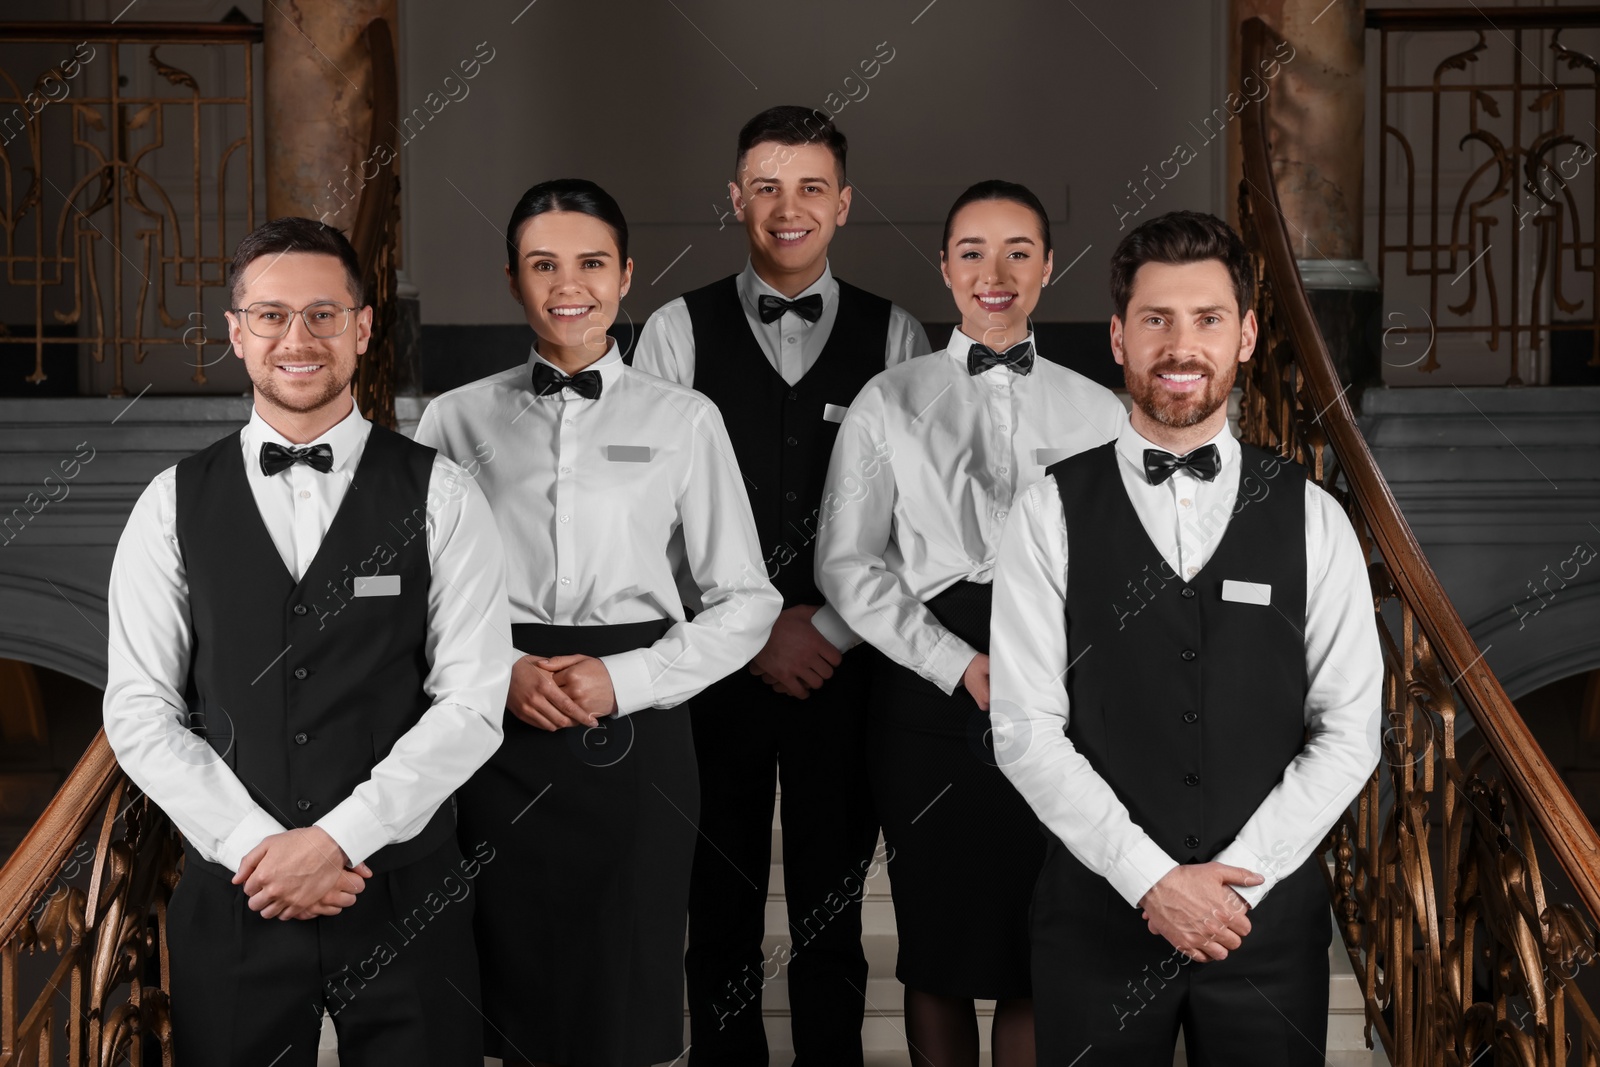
xmin=0 ymin=734 xmax=178 ymax=1066
xmin=0 ymin=21 xmax=261 ymax=395
xmin=1368 ymin=6 xmax=1600 ymax=384
xmin=1242 ymin=17 xmax=1600 ymax=1065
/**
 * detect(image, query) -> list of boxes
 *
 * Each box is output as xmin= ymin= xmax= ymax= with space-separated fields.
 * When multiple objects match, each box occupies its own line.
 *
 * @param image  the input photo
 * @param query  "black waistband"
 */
xmin=925 ymin=580 xmax=993 ymax=655
xmin=511 ymin=619 xmax=673 ymax=659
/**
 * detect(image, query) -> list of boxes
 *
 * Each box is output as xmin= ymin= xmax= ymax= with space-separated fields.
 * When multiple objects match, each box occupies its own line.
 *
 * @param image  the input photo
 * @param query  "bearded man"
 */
xmin=988 ymin=210 xmax=1381 ymax=1066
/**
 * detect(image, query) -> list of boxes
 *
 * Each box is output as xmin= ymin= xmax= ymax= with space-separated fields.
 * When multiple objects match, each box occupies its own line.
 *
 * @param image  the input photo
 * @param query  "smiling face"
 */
xmin=227 ymin=251 xmax=369 ymax=419
xmin=506 ymin=209 xmax=633 ymax=360
xmin=1111 ymin=258 xmax=1257 ymax=438
xmin=941 ymin=197 xmax=1053 ymax=348
xmin=730 ymin=140 xmax=850 ymax=292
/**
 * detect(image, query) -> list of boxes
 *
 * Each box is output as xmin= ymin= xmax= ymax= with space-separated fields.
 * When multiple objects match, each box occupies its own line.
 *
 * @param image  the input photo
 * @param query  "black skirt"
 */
xmin=458 ymin=619 xmax=696 ymax=1067
xmin=867 ymin=580 xmax=1045 ymax=1000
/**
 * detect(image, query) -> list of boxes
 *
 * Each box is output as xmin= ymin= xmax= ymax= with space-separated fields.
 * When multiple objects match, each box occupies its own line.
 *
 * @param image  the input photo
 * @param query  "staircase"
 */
xmin=309 ymin=794 xmax=1389 ymax=1067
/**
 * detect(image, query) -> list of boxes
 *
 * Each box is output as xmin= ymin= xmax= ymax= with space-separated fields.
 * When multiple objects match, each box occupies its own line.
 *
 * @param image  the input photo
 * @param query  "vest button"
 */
xmin=788 ymin=390 xmax=800 ymax=401
xmin=1182 ymin=711 xmax=1198 ymax=723
xmin=1184 ymin=773 xmax=1200 ymax=786
xmin=1184 ymin=835 xmax=1201 ymax=850
xmin=787 ymin=436 xmax=799 ymax=446
xmin=1181 ymin=649 xmax=1196 ymax=661
xmin=785 ymin=491 xmax=798 ymax=502
xmin=293 ymin=667 xmax=308 ymax=679
xmin=296 ymin=799 xmax=311 ymax=811
xmin=293 ymin=604 xmax=308 ymax=616
xmin=1181 ymin=587 xmax=1196 ymax=599
xmin=294 ymin=732 xmax=309 ymax=745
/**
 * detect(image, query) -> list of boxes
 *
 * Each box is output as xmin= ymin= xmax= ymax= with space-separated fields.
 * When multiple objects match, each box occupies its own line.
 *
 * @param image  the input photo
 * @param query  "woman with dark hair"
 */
xmin=816 ymin=180 xmax=1127 ymax=1066
xmin=416 ymin=178 xmax=781 ymax=1067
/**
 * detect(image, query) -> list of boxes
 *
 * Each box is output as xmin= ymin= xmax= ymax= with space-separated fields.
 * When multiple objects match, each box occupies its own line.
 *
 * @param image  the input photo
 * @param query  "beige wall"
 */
xmin=396 ymin=0 xmax=1232 ymax=328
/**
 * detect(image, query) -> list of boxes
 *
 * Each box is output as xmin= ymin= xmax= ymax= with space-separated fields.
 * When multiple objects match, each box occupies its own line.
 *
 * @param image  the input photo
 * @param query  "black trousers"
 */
xmin=168 ymin=836 xmax=484 ymax=1067
xmin=1031 ymin=839 xmax=1331 ymax=1067
xmin=685 ymin=648 xmax=879 ymax=1067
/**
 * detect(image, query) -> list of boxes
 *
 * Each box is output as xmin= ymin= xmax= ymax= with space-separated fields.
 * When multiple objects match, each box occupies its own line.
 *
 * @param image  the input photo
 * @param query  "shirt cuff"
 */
xmin=810 ymin=604 xmax=861 ymax=653
xmin=1108 ymin=836 xmax=1181 ymax=910
xmin=925 ymin=630 xmax=980 ymax=695
xmin=316 ymin=796 xmax=389 ymax=870
xmin=600 ymin=648 xmax=655 ymax=716
xmin=1210 ymin=840 xmax=1280 ymax=908
xmin=216 ymin=808 xmax=289 ymax=873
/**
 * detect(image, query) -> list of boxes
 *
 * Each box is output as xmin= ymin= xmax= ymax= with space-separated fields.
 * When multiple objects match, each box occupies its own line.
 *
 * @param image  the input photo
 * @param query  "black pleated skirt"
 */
xmin=867 ymin=581 xmax=1045 ymax=1000
xmin=458 ymin=619 xmax=696 ymax=1067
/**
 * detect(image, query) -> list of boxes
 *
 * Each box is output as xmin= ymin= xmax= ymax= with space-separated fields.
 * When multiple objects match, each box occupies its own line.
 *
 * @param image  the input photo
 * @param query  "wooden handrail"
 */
xmin=1241 ymin=16 xmax=1600 ymax=916
xmin=0 ymin=732 xmax=121 ymax=947
xmin=1241 ymin=15 xmax=1600 ymax=1062
xmin=0 ymin=21 xmax=263 ymax=42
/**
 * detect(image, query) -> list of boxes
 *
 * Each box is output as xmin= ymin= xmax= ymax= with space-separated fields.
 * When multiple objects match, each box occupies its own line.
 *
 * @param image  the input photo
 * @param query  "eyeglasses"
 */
xmin=230 ymin=301 xmax=359 ymax=339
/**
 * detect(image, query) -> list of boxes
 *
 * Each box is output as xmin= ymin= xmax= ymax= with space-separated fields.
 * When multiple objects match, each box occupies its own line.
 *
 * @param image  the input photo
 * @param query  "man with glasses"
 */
xmin=103 ymin=216 xmax=512 ymax=1065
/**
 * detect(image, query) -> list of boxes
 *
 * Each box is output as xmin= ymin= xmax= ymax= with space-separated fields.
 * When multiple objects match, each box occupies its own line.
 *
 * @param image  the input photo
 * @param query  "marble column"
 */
xmin=1231 ymin=0 xmax=1382 ymax=388
xmin=263 ymin=0 xmax=397 ymax=223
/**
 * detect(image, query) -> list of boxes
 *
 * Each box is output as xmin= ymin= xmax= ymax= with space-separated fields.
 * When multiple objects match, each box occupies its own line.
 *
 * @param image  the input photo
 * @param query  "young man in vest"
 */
xmin=103 ymin=217 xmax=511 ymax=1066
xmin=635 ymin=105 xmax=928 ymax=1066
xmin=989 ymin=210 xmax=1382 ymax=1065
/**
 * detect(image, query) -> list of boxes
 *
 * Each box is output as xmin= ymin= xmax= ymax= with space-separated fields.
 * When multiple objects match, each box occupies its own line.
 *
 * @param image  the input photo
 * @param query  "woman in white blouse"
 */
xmin=815 ymin=180 xmax=1127 ymax=1067
xmin=415 ymin=178 xmax=782 ymax=1067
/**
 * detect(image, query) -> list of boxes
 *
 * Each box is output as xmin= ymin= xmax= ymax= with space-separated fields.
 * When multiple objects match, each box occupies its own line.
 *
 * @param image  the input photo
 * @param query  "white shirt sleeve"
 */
xmin=1210 ymin=482 xmax=1382 ymax=906
xmin=632 ymin=299 xmax=696 ymax=387
xmin=816 ymin=386 xmax=979 ymax=693
xmin=989 ymin=477 xmax=1180 ymax=908
xmin=599 ymin=401 xmax=783 ymax=713
xmin=798 ymin=302 xmax=929 ymax=658
xmin=314 ymin=456 xmax=513 ymax=867
xmin=886 ymin=304 xmax=931 ymax=368
xmin=103 ymin=470 xmax=289 ymax=873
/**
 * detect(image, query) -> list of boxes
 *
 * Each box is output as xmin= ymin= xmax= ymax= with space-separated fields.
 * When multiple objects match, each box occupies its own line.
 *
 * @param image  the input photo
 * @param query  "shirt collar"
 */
xmin=526 ymin=338 xmax=624 ymax=392
xmin=243 ymin=400 xmax=369 ymax=474
xmin=945 ymin=326 xmax=1038 ymax=369
xmin=1115 ymin=419 xmax=1239 ymax=481
xmin=737 ymin=258 xmax=837 ymax=322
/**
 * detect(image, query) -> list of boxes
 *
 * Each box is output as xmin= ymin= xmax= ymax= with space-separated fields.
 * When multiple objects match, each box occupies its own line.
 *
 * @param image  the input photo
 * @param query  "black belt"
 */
xmin=924 ymin=579 xmax=993 ymax=655
xmin=511 ymin=618 xmax=673 ymax=659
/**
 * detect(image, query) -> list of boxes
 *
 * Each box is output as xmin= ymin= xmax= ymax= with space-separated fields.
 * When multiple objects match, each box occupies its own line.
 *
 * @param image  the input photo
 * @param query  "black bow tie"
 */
xmin=1143 ymin=444 xmax=1221 ymax=485
xmin=260 ymin=441 xmax=334 ymax=477
xmin=531 ymin=361 xmax=603 ymax=400
xmin=757 ymin=293 xmax=824 ymax=324
xmin=967 ymin=340 xmax=1035 ymax=376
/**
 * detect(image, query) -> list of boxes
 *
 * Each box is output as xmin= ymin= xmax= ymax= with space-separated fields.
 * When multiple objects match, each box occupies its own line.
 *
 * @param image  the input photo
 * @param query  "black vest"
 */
xmin=175 ymin=424 xmax=451 ymax=872
xmin=1049 ymin=442 xmax=1308 ymax=864
xmin=684 ymin=274 xmax=891 ymax=606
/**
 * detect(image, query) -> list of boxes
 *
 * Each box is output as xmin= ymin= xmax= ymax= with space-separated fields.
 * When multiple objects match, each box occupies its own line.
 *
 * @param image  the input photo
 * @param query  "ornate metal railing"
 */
xmin=0 ymin=17 xmax=402 ymax=1064
xmin=0 ymin=734 xmax=177 ymax=1066
xmin=0 ymin=21 xmax=262 ymax=396
xmin=1369 ymin=6 xmax=1600 ymax=384
xmin=1243 ymin=17 xmax=1600 ymax=1065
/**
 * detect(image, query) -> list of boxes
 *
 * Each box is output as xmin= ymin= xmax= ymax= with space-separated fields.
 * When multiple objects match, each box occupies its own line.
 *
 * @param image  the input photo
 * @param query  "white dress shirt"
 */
xmin=815 ymin=328 xmax=1128 ymax=694
xmin=104 ymin=403 xmax=513 ymax=873
xmin=415 ymin=341 xmax=783 ymax=716
xmin=989 ymin=421 xmax=1383 ymax=910
xmin=634 ymin=258 xmax=930 ymax=388
xmin=634 ymin=258 xmax=930 ymax=653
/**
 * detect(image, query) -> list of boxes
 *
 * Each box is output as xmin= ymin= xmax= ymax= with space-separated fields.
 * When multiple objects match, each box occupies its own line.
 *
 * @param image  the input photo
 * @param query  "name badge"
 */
xmin=823 ymin=403 xmax=848 ymax=424
xmin=606 ymin=445 xmax=652 ymax=463
xmin=1034 ymin=447 xmax=1073 ymax=466
xmin=353 ymin=575 xmax=401 ymax=598
xmin=1221 ymin=580 xmax=1272 ymax=606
